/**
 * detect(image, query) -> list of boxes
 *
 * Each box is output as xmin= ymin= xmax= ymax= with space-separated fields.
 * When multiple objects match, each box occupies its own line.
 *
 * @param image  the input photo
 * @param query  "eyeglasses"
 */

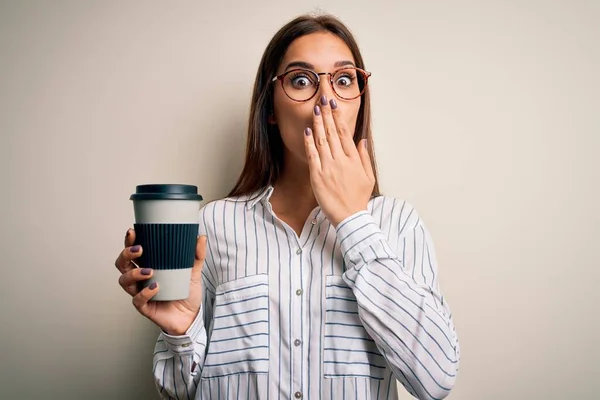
xmin=271 ymin=67 xmax=371 ymax=102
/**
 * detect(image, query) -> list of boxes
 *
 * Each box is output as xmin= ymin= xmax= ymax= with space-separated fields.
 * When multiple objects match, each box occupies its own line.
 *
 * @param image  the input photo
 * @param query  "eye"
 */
xmin=289 ymin=72 xmax=315 ymax=89
xmin=335 ymin=73 xmax=355 ymax=87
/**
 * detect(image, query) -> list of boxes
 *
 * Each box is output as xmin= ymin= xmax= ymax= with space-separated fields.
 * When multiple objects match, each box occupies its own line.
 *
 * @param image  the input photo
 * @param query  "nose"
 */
xmin=315 ymin=75 xmax=335 ymax=106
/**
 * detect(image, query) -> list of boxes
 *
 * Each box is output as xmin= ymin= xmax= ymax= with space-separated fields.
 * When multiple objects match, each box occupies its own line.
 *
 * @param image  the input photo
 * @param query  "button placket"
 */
xmin=292 ymin=233 xmax=305 ymax=400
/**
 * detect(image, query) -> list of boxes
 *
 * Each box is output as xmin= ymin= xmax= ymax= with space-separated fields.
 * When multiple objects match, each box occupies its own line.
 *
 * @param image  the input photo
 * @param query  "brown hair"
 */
xmin=227 ymin=14 xmax=381 ymax=198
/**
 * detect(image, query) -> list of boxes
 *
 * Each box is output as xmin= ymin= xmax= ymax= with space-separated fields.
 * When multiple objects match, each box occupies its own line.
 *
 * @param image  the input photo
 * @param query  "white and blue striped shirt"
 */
xmin=153 ymin=186 xmax=460 ymax=400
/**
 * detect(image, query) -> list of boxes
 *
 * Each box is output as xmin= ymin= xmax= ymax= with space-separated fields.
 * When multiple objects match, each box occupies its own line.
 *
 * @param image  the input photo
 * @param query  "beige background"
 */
xmin=1 ymin=0 xmax=598 ymax=399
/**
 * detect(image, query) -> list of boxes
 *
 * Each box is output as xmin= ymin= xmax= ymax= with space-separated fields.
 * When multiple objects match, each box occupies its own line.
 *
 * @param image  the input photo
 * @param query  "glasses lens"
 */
xmin=282 ymin=69 xmax=319 ymax=101
xmin=332 ymin=68 xmax=367 ymax=100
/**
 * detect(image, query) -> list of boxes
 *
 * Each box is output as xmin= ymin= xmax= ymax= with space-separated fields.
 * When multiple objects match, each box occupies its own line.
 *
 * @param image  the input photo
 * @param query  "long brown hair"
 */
xmin=227 ymin=14 xmax=381 ymax=198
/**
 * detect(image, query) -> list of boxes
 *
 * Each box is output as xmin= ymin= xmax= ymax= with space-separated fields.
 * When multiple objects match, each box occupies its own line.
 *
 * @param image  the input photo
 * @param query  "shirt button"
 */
xmin=296 ymin=289 xmax=303 ymax=296
xmin=294 ymin=339 xmax=301 ymax=346
xmin=296 ymin=248 xmax=302 ymax=255
xmin=294 ymin=392 xmax=302 ymax=399
xmin=311 ymin=219 xmax=317 ymax=225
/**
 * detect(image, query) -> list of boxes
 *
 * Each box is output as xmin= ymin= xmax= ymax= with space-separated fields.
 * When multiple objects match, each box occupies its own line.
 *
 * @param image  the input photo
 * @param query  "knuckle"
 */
xmin=132 ymin=293 xmax=145 ymax=309
xmin=318 ymin=137 xmax=328 ymax=147
xmin=119 ymin=270 xmax=135 ymax=287
xmin=115 ymin=252 xmax=127 ymax=267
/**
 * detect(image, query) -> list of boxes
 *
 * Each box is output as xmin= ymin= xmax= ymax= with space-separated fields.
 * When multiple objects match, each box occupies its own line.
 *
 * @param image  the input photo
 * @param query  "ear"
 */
xmin=268 ymin=112 xmax=277 ymax=125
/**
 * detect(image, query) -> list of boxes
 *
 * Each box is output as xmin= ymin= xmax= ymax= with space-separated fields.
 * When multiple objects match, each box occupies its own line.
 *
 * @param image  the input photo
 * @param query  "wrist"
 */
xmin=164 ymin=327 xmax=187 ymax=336
xmin=163 ymin=308 xmax=201 ymax=336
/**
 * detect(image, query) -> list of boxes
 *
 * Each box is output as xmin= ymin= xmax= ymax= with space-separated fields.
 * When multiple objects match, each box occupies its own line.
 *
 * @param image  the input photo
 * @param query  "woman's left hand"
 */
xmin=304 ymin=95 xmax=375 ymax=227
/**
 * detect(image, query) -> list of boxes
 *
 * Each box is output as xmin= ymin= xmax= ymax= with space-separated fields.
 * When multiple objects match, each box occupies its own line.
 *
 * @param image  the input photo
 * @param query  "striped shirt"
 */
xmin=152 ymin=186 xmax=460 ymax=400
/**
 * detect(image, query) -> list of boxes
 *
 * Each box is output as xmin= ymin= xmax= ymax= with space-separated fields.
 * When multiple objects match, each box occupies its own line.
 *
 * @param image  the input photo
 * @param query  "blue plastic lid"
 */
xmin=130 ymin=184 xmax=203 ymax=201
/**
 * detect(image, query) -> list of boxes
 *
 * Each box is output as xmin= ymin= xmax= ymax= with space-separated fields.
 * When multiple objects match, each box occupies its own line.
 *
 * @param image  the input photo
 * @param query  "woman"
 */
xmin=115 ymin=13 xmax=460 ymax=400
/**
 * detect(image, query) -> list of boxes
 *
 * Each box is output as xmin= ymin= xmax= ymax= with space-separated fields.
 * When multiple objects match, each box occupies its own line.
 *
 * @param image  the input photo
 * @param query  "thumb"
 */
xmin=191 ymin=235 xmax=207 ymax=283
xmin=358 ymin=139 xmax=375 ymax=181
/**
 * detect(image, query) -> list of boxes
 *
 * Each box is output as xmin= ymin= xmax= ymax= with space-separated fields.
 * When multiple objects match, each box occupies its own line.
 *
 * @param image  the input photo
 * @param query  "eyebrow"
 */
xmin=284 ymin=60 xmax=356 ymax=71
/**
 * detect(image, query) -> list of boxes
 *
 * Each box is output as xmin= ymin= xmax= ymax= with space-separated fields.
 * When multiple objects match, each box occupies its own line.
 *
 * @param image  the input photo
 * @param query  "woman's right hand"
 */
xmin=115 ymin=228 xmax=207 ymax=336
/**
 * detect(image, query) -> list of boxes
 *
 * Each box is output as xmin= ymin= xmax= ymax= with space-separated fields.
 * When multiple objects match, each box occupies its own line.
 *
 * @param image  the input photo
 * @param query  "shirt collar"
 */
xmin=246 ymin=185 xmax=274 ymax=210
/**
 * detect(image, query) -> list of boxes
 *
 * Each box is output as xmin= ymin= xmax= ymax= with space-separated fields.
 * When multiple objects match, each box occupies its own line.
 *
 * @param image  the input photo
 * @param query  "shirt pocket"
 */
xmin=324 ymin=275 xmax=387 ymax=380
xmin=201 ymin=274 xmax=270 ymax=379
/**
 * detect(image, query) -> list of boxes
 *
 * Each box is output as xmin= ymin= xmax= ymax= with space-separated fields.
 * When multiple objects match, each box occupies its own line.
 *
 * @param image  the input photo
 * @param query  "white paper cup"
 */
xmin=130 ymin=184 xmax=203 ymax=301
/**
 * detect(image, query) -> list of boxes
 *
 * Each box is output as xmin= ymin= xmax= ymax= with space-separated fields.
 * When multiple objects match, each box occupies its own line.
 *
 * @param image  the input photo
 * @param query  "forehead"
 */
xmin=280 ymin=32 xmax=355 ymax=70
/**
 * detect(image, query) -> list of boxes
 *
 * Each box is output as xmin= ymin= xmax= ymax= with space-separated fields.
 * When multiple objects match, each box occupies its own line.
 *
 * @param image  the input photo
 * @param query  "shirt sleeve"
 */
xmin=152 ymin=283 xmax=215 ymax=400
xmin=336 ymin=205 xmax=460 ymax=400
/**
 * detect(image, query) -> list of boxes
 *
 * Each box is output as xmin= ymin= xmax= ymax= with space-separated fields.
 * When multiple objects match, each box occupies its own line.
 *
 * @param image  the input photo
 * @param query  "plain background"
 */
xmin=1 ymin=1 xmax=598 ymax=399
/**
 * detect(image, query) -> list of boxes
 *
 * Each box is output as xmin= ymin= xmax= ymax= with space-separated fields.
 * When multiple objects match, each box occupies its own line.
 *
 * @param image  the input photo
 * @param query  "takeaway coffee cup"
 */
xmin=130 ymin=184 xmax=203 ymax=301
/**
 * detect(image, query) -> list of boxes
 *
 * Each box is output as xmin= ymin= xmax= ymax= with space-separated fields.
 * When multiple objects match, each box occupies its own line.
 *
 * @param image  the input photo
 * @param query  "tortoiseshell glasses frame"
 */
xmin=271 ymin=67 xmax=371 ymax=102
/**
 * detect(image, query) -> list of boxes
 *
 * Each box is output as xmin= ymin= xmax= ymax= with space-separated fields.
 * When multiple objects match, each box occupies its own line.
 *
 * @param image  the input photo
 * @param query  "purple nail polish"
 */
xmin=314 ymin=105 xmax=321 ymax=116
xmin=321 ymin=95 xmax=327 ymax=106
xmin=149 ymin=282 xmax=157 ymax=290
xmin=130 ymin=245 xmax=141 ymax=253
xmin=305 ymin=127 xmax=312 ymax=136
xmin=141 ymin=268 xmax=152 ymax=276
xmin=329 ymin=99 xmax=337 ymax=109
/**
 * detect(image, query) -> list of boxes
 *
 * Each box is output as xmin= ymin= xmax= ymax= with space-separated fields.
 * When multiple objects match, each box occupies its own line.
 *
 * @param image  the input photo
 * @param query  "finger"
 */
xmin=358 ymin=139 xmax=375 ymax=181
xmin=329 ymin=98 xmax=357 ymax=157
xmin=312 ymin=104 xmax=333 ymax=162
xmin=132 ymin=281 xmax=159 ymax=317
xmin=119 ymin=267 xmax=153 ymax=296
xmin=124 ymin=228 xmax=136 ymax=248
xmin=303 ymin=127 xmax=322 ymax=172
xmin=114 ymin=244 xmax=143 ymax=274
xmin=318 ymin=95 xmax=343 ymax=159
xmin=191 ymin=235 xmax=207 ymax=284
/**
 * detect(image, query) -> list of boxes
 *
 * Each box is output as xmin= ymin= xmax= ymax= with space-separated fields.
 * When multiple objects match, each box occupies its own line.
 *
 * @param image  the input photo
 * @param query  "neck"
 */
xmin=271 ymin=155 xmax=318 ymax=214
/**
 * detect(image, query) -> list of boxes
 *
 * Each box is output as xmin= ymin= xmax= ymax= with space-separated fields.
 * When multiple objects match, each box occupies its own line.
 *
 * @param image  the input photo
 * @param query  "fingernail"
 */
xmin=130 ymin=245 xmax=141 ymax=253
xmin=329 ymin=99 xmax=337 ymax=109
xmin=141 ymin=268 xmax=152 ymax=276
xmin=314 ymin=105 xmax=321 ymax=116
xmin=321 ymin=95 xmax=328 ymax=106
xmin=149 ymin=282 xmax=157 ymax=290
xmin=305 ymin=127 xmax=312 ymax=136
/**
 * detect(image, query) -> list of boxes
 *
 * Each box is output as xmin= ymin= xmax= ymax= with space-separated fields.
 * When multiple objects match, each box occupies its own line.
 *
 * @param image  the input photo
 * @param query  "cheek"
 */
xmin=341 ymin=102 xmax=361 ymax=132
xmin=274 ymin=94 xmax=313 ymax=131
xmin=273 ymin=94 xmax=312 ymax=154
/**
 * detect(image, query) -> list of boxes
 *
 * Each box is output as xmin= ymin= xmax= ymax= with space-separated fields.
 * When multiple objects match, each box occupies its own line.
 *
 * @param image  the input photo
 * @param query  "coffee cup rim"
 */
xmin=130 ymin=184 xmax=203 ymax=201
